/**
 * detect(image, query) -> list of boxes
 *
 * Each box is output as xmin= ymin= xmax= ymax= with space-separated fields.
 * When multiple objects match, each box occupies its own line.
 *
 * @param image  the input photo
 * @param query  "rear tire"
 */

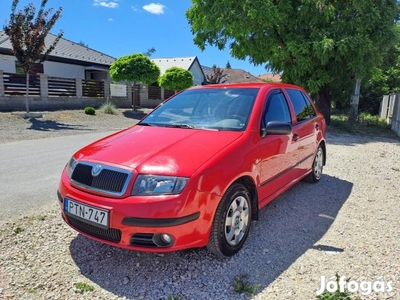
xmin=207 ymin=183 xmax=252 ymax=258
xmin=304 ymin=145 xmax=324 ymax=183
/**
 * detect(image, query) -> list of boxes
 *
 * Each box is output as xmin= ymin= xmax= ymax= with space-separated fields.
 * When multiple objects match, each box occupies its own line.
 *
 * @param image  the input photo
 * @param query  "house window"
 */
xmin=15 ymin=62 xmax=44 ymax=74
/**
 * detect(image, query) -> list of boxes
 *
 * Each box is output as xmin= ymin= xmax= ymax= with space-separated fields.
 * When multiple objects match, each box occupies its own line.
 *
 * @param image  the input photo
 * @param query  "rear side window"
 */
xmin=286 ymin=89 xmax=316 ymax=122
xmin=264 ymin=91 xmax=291 ymax=124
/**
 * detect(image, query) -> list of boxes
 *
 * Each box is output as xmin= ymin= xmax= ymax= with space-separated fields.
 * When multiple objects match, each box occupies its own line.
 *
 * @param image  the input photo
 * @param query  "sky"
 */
xmin=0 ymin=0 xmax=270 ymax=76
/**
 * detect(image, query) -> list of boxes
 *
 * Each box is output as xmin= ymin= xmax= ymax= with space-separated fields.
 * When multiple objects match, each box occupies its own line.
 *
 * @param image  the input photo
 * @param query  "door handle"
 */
xmin=292 ymin=133 xmax=299 ymax=142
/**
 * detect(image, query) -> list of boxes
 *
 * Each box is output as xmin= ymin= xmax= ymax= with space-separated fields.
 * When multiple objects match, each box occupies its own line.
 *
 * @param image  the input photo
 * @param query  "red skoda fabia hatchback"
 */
xmin=58 ymin=83 xmax=326 ymax=258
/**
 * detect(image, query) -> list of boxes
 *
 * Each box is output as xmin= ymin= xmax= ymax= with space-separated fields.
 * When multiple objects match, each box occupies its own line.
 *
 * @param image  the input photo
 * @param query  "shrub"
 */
xmin=84 ymin=107 xmax=96 ymax=115
xmin=101 ymin=101 xmax=117 ymax=115
xmin=357 ymin=112 xmax=388 ymax=128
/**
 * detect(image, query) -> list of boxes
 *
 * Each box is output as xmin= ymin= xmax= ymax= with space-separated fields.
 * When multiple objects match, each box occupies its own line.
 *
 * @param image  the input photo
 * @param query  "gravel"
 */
xmin=0 ymin=110 xmax=399 ymax=300
xmin=0 ymin=108 xmax=150 ymax=144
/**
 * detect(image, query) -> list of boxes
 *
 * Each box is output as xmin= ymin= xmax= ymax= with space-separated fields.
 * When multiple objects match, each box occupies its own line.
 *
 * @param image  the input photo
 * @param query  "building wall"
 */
xmin=0 ymin=54 xmax=17 ymax=72
xmin=190 ymin=63 xmax=206 ymax=85
xmin=0 ymin=54 xmax=111 ymax=80
xmin=44 ymin=61 xmax=85 ymax=78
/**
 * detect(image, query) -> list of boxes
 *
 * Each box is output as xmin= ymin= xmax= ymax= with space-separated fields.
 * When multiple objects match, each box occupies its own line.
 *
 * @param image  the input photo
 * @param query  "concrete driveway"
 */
xmin=0 ymin=132 xmax=114 ymax=225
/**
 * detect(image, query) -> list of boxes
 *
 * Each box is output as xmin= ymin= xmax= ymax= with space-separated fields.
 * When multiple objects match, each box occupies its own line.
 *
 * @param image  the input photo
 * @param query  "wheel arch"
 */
xmin=319 ymin=140 xmax=327 ymax=165
xmin=233 ymin=176 xmax=259 ymax=221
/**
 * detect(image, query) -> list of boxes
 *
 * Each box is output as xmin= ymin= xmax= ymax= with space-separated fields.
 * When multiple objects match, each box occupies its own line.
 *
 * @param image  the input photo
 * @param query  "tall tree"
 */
xmin=360 ymin=26 xmax=400 ymax=114
xmin=78 ymin=41 xmax=88 ymax=47
xmin=143 ymin=47 xmax=156 ymax=57
xmin=226 ymin=61 xmax=231 ymax=69
xmin=4 ymin=0 xmax=63 ymax=113
xmin=158 ymin=67 xmax=193 ymax=93
xmin=187 ymin=0 xmax=399 ymax=124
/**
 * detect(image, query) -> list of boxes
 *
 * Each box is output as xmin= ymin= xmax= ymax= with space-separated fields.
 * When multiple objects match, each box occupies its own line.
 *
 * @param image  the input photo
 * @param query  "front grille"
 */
xmin=71 ymin=162 xmax=131 ymax=196
xmin=130 ymin=233 xmax=157 ymax=247
xmin=67 ymin=215 xmax=122 ymax=243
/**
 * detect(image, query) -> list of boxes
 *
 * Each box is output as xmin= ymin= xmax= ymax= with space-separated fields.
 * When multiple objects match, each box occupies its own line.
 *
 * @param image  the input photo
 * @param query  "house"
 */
xmin=0 ymin=30 xmax=114 ymax=81
xmin=1 ymin=32 xmax=207 ymax=87
xmin=151 ymin=56 xmax=206 ymax=86
xmin=202 ymin=66 xmax=263 ymax=84
xmin=258 ymin=73 xmax=282 ymax=82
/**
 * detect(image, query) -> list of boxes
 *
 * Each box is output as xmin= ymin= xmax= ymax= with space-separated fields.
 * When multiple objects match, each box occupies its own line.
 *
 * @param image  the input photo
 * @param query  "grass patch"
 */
xmin=74 ymin=282 xmax=95 ymax=293
xmin=233 ymin=275 xmax=260 ymax=296
xmin=27 ymin=215 xmax=46 ymax=222
xmin=100 ymin=100 xmax=118 ymax=115
xmin=316 ymin=274 xmax=359 ymax=300
xmin=330 ymin=112 xmax=397 ymax=138
xmin=14 ymin=227 xmax=24 ymax=234
xmin=167 ymin=296 xmax=185 ymax=300
xmin=27 ymin=287 xmax=38 ymax=294
xmin=37 ymin=215 xmax=46 ymax=221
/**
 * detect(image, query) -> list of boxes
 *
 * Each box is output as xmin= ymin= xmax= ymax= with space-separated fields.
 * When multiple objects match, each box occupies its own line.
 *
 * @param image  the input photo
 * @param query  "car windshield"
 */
xmin=139 ymin=87 xmax=259 ymax=131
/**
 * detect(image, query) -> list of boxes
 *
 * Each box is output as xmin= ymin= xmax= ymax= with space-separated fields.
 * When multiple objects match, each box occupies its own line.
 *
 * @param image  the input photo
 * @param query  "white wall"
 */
xmin=0 ymin=54 xmax=86 ymax=78
xmin=44 ymin=61 xmax=85 ymax=78
xmin=190 ymin=63 xmax=205 ymax=85
xmin=0 ymin=55 xmax=17 ymax=72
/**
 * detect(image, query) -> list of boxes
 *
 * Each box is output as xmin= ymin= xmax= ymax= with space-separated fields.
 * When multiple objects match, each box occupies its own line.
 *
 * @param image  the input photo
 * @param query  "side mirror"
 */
xmin=261 ymin=121 xmax=292 ymax=138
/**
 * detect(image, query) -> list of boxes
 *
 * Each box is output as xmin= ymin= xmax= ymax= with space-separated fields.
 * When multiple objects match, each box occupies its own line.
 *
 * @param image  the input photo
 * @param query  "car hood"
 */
xmin=75 ymin=125 xmax=243 ymax=176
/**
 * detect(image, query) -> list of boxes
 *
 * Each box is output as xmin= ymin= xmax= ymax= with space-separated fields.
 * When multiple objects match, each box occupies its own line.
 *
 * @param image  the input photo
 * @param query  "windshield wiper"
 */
xmin=164 ymin=124 xmax=197 ymax=129
xmin=138 ymin=122 xmax=156 ymax=126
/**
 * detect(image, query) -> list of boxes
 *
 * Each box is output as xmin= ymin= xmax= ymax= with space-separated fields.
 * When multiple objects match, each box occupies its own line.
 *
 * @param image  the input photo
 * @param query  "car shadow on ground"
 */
xmin=27 ymin=117 xmax=89 ymax=132
xmin=122 ymin=109 xmax=151 ymax=121
xmin=69 ymin=174 xmax=352 ymax=299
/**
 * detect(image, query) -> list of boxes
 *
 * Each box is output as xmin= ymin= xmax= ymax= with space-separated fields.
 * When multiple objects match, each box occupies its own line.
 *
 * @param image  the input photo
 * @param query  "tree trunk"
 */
xmin=314 ymin=85 xmax=331 ymax=125
xmin=25 ymin=73 xmax=30 ymax=113
xmin=348 ymin=78 xmax=361 ymax=123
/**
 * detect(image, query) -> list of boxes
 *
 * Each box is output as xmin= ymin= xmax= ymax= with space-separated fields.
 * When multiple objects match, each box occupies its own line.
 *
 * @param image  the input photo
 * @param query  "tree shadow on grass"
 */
xmin=68 ymin=174 xmax=352 ymax=300
xmin=327 ymin=126 xmax=400 ymax=146
xmin=27 ymin=117 xmax=90 ymax=132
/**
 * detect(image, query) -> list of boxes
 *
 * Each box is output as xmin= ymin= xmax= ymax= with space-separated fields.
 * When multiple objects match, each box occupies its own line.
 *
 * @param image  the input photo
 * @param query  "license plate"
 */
xmin=64 ymin=198 xmax=109 ymax=228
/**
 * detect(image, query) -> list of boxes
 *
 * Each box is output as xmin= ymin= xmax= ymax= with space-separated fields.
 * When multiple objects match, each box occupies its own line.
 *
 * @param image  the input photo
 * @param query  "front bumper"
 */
xmin=57 ymin=178 xmax=221 ymax=253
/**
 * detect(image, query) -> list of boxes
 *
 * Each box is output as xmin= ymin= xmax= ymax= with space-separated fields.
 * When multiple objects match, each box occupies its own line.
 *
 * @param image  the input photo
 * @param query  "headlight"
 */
xmin=132 ymin=175 xmax=189 ymax=195
xmin=66 ymin=157 xmax=78 ymax=179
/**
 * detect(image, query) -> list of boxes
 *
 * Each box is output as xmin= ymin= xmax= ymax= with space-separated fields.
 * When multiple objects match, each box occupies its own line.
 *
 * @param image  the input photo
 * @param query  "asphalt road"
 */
xmin=0 ymin=132 xmax=115 ymax=226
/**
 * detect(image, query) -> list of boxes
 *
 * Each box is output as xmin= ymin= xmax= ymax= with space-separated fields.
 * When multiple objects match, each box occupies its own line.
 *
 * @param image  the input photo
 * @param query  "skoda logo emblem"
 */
xmin=91 ymin=164 xmax=102 ymax=177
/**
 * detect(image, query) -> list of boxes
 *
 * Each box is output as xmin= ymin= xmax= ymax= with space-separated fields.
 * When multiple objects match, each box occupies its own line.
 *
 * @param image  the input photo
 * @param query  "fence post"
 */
xmin=140 ymin=84 xmax=148 ymax=102
xmin=391 ymin=93 xmax=400 ymax=137
xmin=127 ymin=84 xmax=132 ymax=107
xmin=0 ymin=70 xmax=4 ymax=97
xmin=161 ymin=87 xmax=165 ymax=100
xmin=39 ymin=73 xmax=48 ymax=99
xmin=75 ymin=78 xmax=82 ymax=98
xmin=103 ymin=80 xmax=110 ymax=99
xmin=388 ymin=94 xmax=396 ymax=121
xmin=379 ymin=95 xmax=389 ymax=121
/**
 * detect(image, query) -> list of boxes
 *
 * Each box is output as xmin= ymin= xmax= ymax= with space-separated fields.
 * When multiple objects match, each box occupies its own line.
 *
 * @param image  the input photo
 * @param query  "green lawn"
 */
xmin=329 ymin=112 xmax=399 ymax=139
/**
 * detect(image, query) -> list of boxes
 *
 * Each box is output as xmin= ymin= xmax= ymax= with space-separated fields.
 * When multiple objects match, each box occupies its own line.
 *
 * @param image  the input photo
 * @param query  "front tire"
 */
xmin=207 ymin=183 xmax=252 ymax=258
xmin=304 ymin=145 xmax=324 ymax=183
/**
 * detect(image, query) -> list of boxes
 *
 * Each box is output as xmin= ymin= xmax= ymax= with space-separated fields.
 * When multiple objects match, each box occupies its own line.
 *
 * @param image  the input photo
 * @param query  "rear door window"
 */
xmin=286 ymin=89 xmax=316 ymax=122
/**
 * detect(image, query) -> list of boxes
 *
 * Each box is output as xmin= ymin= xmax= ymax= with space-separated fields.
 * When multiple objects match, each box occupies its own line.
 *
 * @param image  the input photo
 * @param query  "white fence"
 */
xmin=380 ymin=93 xmax=400 ymax=137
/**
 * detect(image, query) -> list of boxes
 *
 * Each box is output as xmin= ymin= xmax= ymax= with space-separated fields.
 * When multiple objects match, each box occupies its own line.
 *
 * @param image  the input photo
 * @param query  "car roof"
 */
xmin=189 ymin=82 xmax=303 ymax=90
